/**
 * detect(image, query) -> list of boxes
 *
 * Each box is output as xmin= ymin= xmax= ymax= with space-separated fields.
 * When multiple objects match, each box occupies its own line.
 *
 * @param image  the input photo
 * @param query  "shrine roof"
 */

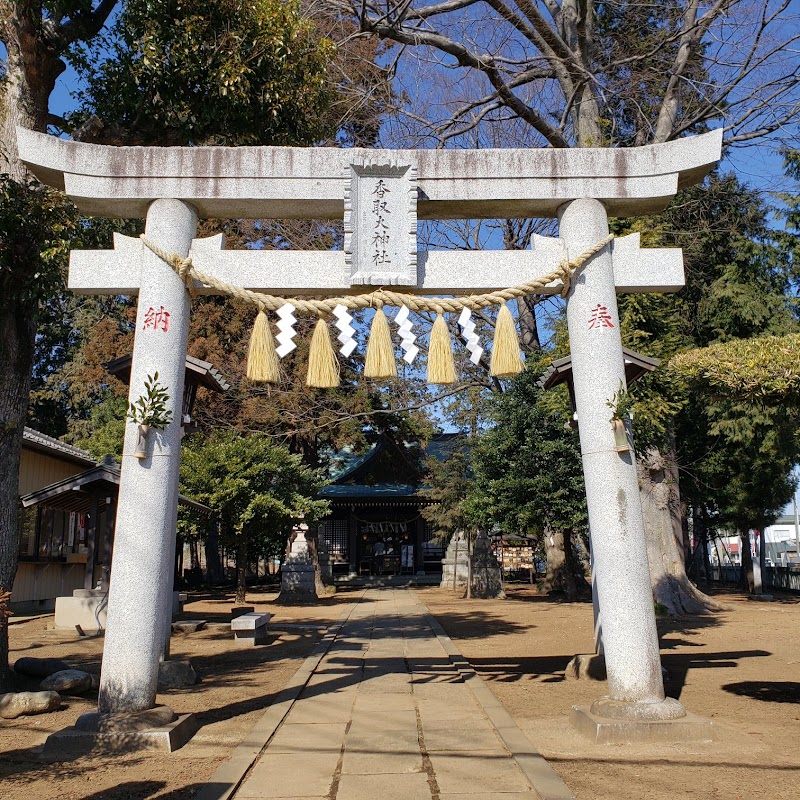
xmin=22 ymin=428 xmax=96 ymax=468
xmin=18 ymin=128 xmax=722 ymax=220
xmin=319 ymin=483 xmax=418 ymax=499
xmin=105 ymin=353 xmax=230 ymax=393
xmin=540 ymin=347 xmax=661 ymax=391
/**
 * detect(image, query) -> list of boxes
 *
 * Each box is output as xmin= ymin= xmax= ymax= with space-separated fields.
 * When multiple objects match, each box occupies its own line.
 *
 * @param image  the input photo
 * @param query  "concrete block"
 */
xmin=172 ymin=619 xmax=206 ymax=634
xmin=231 ymin=612 xmax=271 ymax=630
xmin=570 ymin=705 xmax=716 ymax=745
xmin=230 ymin=605 xmax=254 ymax=621
xmin=40 ymin=713 xmax=198 ymax=759
xmin=231 ymin=612 xmax=271 ymax=647
xmin=54 ymin=595 xmax=107 ymax=631
xmin=172 ymin=591 xmax=188 ymax=616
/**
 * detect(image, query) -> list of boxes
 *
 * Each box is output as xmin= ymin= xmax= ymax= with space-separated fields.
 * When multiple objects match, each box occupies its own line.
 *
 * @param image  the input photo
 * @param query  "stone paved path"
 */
xmin=231 ymin=589 xmax=573 ymax=800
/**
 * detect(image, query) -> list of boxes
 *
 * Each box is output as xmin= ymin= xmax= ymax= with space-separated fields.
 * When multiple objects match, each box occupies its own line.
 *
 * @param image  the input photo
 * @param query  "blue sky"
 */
xmin=4 ymin=7 xmax=798 ymax=207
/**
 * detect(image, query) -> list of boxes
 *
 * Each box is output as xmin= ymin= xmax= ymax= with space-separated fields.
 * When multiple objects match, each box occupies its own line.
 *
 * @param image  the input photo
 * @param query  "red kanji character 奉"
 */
xmin=588 ymin=304 xmax=615 ymax=329
xmin=143 ymin=305 xmax=171 ymax=332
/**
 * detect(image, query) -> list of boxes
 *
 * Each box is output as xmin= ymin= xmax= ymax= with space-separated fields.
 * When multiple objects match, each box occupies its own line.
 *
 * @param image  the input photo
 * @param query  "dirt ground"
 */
xmin=2 ymin=584 xmax=799 ymax=800
xmin=0 ymin=588 xmax=353 ymax=800
xmin=417 ymin=584 xmax=800 ymax=800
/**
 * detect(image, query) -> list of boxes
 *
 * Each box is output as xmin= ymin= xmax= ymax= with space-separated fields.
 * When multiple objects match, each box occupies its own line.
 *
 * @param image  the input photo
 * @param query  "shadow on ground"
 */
xmin=661 ymin=649 xmax=772 ymax=700
xmin=79 ymin=780 xmax=206 ymax=799
xmin=722 ymin=680 xmax=800 ymax=703
xmin=467 ymin=655 xmax=574 ymax=683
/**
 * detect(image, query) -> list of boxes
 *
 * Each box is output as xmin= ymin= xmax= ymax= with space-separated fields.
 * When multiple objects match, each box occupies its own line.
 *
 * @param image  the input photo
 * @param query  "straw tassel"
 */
xmin=306 ymin=318 xmax=341 ymax=388
xmin=364 ymin=307 xmax=397 ymax=379
xmin=490 ymin=303 xmax=524 ymax=378
xmin=246 ymin=309 xmax=280 ymax=383
xmin=427 ymin=313 xmax=456 ymax=385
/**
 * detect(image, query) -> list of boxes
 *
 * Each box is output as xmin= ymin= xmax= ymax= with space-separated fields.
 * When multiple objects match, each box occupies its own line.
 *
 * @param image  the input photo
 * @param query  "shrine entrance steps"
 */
xmin=198 ymin=588 xmax=574 ymax=800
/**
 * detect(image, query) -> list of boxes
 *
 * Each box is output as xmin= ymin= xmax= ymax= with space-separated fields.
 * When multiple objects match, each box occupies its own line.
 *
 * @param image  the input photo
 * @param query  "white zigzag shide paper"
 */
xmin=394 ymin=305 xmax=419 ymax=364
xmin=333 ymin=304 xmax=357 ymax=357
xmin=275 ymin=303 xmax=298 ymax=358
xmin=458 ymin=308 xmax=483 ymax=364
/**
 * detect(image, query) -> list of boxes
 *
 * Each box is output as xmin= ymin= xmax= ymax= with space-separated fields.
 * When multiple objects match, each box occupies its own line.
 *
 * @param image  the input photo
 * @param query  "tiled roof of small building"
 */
xmin=22 ymin=428 xmax=96 ymax=466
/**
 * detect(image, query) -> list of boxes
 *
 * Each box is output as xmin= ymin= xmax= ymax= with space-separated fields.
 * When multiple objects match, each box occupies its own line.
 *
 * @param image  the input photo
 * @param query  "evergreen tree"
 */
xmin=467 ymin=367 xmax=589 ymax=600
xmin=615 ymin=172 xmax=799 ymax=602
xmin=178 ymin=431 xmax=329 ymax=603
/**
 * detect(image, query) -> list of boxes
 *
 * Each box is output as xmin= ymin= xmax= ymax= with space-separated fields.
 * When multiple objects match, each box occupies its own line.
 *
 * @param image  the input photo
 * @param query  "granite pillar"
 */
xmin=470 ymin=531 xmax=505 ymax=599
xmin=98 ymin=199 xmax=197 ymax=715
xmin=560 ymin=198 xmax=683 ymax=721
xmin=440 ymin=531 xmax=469 ymax=589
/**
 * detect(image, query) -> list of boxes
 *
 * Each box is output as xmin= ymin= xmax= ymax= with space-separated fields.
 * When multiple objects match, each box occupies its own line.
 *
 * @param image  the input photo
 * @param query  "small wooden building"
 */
xmin=15 ymin=428 xmax=98 ymax=608
xmin=19 ymin=456 xmax=210 ymax=610
xmin=13 ymin=356 xmax=224 ymax=611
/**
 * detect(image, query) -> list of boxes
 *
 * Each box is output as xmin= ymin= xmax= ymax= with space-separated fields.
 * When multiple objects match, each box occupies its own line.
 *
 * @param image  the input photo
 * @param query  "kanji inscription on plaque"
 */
xmin=344 ymin=156 xmax=417 ymax=286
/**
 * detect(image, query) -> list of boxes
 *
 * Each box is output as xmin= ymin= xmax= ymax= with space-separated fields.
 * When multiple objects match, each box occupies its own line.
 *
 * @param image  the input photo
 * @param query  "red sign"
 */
xmin=143 ymin=305 xmax=171 ymax=332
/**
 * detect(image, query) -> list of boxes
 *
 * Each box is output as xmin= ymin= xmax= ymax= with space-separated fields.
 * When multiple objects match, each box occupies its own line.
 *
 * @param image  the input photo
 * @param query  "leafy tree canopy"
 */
xmin=420 ymin=446 xmax=475 ymax=542
xmin=669 ymin=333 xmax=800 ymax=399
xmin=178 ymin=431 xmax=329 ymax=560
xmin=69 ymin=0 xmax=336 ymax=146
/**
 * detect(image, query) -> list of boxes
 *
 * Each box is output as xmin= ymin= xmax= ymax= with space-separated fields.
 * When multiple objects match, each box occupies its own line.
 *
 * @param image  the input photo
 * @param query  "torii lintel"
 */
xmin=17 ymin=127 xmax=722 ymax=220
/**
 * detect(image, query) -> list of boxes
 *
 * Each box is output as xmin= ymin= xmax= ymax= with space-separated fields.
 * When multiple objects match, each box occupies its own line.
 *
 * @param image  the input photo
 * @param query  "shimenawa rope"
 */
xmin=140 ymin=234 xmax=613 ymax=313
xmin=139 ymin=233 xmax=613 ymax=387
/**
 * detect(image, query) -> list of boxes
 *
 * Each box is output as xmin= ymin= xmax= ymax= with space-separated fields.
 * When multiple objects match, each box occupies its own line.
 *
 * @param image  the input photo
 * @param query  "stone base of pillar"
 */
xmin=589 ymin=695 xmax=685 ymax=721
xmin=278 ymin=524 xmax=319 ymax=604
xmin=570 ymin=705 xmax=715 ymax=745
xmin=41 ymin=706 xmax=197 ymax=759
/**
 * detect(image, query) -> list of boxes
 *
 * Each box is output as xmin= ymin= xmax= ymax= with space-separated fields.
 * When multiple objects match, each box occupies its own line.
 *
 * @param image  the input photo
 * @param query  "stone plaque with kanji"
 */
xmin=344 ymin=157 xmax=417 ymax=286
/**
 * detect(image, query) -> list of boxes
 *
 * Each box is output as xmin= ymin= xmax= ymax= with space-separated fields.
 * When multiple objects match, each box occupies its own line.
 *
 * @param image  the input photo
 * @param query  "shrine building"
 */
xmin=318 ymin=434 xmax=460 ymax=578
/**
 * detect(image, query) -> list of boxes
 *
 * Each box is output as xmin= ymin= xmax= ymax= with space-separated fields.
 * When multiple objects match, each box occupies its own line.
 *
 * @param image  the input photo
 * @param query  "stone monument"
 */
xmin=470 ymin=531 xmax=505 ymax=600
xmin=18 ymin=126 xmax=723 ymax=746
xmin=440 ymin=531 xmax=470 ymax=589
xmin=278 ymin=521 xmax=318 ymax=603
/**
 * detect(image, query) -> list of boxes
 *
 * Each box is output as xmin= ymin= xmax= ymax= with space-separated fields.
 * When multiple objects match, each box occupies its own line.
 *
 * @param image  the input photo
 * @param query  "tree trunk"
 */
xmin=0 ymin=283 xmax=36 ymax=690
xmin=517 ymin=297 xmax=541 ymax=353
xmin=639 ymin=448 xmax=721 ymax=614
xmin=0 ymin=12 xmax=64 ymax=693
xmin=740 ymin=529 xmax=755 ymax=594
xmin=465 ymin=532 xmax=473 ymax=600
xmin=204 ymin=519 xmax=224 ymax=584
xmin=542 ymin=526 xmax=583 ymax=600
xmin=235 ymin=536 xmax=248 ymax=605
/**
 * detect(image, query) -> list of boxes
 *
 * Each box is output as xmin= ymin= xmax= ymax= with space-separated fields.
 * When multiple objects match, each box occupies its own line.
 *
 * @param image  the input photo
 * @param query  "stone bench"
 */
xmin=230 ymin=612 xmax=271 ymax=647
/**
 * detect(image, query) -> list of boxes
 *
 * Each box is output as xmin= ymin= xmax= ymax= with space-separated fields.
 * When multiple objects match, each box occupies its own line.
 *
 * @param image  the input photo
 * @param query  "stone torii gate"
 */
xmin=18 ymin=127 xmax=722 ymax=742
